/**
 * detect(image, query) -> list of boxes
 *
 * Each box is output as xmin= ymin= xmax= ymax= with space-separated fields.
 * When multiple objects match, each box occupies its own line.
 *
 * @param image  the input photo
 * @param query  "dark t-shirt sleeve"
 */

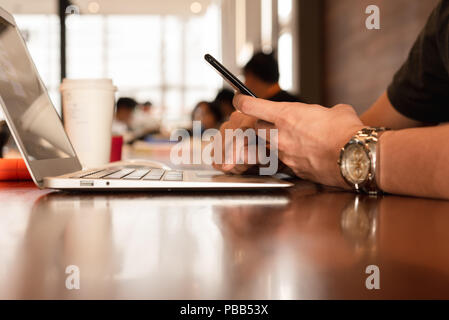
xmin=387 ymin=0 xmax=449 ymax=123
xmin=269 ymin=90 xmax=303 ymax=103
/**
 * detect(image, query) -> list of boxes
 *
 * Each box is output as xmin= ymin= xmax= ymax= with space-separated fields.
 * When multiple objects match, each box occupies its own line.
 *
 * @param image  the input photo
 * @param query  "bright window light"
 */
xmin=278 ymin=32 xmax=293 ymax=90
xmin=278 ymin=0 xmax=292 ymax=24
xmin=261 ymin=0 xmax=272 ymax=52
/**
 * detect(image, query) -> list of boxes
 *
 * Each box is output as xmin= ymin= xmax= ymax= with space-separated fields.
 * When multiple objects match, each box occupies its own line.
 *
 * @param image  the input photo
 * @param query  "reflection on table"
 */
xmin=0 ymin=181 xmax=449 ymax=299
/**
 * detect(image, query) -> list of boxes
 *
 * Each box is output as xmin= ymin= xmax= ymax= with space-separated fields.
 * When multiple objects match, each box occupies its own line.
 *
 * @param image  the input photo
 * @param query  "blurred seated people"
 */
xmin=192 ymin=101 xmax=223 ymax=132
xmin=0 ymin=120 xmax=21 ymax=158
xmin=213 ymin=88 xmax=235 ymax=121
xmin=243 ymin=51 xmax=303 ymax=102
xmin=131 ymin=100 xmax=161 ymax=140
xmin=112 ymin=97 xmax=138 ymax=135
xmin=141 ymin=101 xmax=152 ymax=113
xmin=0 ymin=120 xmax=10 ymax=157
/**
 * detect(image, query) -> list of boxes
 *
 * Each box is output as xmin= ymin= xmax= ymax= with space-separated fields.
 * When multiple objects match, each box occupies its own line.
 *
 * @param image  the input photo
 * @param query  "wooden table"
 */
xmin=1 ymin=146 xmax=448 ymax=299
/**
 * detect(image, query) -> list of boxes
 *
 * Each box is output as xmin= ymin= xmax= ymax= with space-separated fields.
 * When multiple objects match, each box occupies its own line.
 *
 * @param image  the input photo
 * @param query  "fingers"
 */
xmin=233 ymin=95 xmax=279 ymax=123
xmin=255 ymin=119 xmax=276 ymax=131
xmin=254 ymin=119 xmax=276 ymax=144
xmin=222 ymin=138 xmax=253 ymax=171
xmin=233 ymin=94 xmax=302 ymax=124
xmin=212 ymin=112 xmax=259 ymax=173
xmin=229 ymin=164 xmax=252 ymax=175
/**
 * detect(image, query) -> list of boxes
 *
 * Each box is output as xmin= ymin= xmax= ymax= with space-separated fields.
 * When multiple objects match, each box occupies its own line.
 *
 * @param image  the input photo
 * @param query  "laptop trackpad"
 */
xmin=193 ymin=170 xmax=275 ymax=184
xmin=195 ymin=171 xmax=223 ymax=178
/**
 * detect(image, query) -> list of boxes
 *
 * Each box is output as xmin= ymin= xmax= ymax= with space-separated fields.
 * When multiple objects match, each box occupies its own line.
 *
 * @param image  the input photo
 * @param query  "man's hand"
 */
xmin=217 ymin=94 xmax=365 ymax=188
xmin=211 ymin=111 xmax=259 ymax=174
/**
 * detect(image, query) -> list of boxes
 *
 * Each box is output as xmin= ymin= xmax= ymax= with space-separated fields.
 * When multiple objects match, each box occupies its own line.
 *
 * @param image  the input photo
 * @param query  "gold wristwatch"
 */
xmin=338 ymin=127 xmax=389 ymax=195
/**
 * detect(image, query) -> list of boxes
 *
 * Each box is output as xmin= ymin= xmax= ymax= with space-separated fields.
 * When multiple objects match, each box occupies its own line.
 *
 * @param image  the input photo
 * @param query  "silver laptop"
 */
xmin=0 ymin=7 xmax=292 ymax=190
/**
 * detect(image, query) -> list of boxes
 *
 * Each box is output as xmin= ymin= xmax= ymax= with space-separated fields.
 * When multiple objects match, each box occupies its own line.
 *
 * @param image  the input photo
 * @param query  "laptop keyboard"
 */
xmin=70 ymin=167 xmax=184 ymax=181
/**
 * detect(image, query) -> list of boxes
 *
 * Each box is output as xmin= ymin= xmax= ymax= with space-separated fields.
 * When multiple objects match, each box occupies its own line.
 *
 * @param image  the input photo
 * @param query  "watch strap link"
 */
xmin=350 ymin=127 xmax=389 ymax=195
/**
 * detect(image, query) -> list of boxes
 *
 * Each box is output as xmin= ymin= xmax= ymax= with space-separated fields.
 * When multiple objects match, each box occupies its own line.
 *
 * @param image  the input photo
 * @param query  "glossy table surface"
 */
xmin=1 ymin=175 xmax=449 ymax=300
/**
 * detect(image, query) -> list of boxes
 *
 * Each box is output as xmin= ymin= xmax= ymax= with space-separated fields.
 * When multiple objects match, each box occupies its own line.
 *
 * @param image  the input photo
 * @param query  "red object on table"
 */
xmin=110 ymin=135 xmax=123 ymax=162
xmin=0 ymin=158 xmax=32 ymax=181
xmin=0 ymin=136 xmax=123 ymax=181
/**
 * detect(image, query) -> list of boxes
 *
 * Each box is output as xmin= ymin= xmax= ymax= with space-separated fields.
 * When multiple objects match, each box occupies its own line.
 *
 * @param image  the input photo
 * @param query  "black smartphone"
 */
xmin=204 ymin=54 xmax=256 ymax=98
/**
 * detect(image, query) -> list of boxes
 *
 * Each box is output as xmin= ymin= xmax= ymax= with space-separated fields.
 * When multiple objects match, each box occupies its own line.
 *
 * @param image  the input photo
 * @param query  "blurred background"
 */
xmin=0 ymin=0 xmax=300 ymax=129
xmin=0 ymin=0 xmax=441 ymax=130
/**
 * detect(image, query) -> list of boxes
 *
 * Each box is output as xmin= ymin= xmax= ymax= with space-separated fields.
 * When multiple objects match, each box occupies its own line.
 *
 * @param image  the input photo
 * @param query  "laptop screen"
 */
xmin=0 ymin=17 xmax=75 ymax=161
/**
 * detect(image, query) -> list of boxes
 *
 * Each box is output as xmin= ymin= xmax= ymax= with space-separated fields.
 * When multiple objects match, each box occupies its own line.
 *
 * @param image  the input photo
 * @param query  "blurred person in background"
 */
xmin=191 ymin=100 xmax=223 ymax=132
xmin=213 ymin=88 xmax=235 ymax=121
xmin=112 ymin=97 xmax=138 ymax=140
xmin=0 ymin=120 xmax=10 ymax=157
xmin=243 ymin=51 xmax=302 ymax=103
xmin=131 ymin=100 xmax=161 ymax=140
xmin=114 ymin=97 xmax=137 ymax=130
xmin=141 ymin=101 xmax=153 ymax=112
xmin=0 ymin=120 xmax=21 ymax=158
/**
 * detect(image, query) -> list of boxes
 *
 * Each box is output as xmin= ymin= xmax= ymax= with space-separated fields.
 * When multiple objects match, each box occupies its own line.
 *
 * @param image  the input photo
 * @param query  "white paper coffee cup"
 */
xmin=60 ymin=79 xmax=117 ymax=169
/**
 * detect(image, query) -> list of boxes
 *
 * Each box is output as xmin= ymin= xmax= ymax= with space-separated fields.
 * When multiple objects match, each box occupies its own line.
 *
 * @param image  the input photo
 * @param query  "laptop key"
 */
xmin=70 ymin=169 xmax=103 ymax=179
xmin=103 ymin=169 xmax=135 ymax=179
xmin=122 ymin=169 xmax=151 ymax=180
xmin=82 ymin=169 xmax=120 ymax=179
xmin=163 ymin=176 xmax=183 ymax=181
xmin=143 ymin=175 xmax=163 ymax=180
xmin=148 ymin=168 xmax=165 ymax=175
xmin=163 ymin=171 xmax=183 ymax=181
xmin=164 ymin=171 xmax=182 ymax=175
xmin=142 ymin=169 xmax=165 ymax=180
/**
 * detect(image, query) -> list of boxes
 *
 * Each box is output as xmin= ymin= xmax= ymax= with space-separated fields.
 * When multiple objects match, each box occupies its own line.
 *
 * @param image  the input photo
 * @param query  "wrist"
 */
xmin=376 ymin=129 xmax=393 ymax=192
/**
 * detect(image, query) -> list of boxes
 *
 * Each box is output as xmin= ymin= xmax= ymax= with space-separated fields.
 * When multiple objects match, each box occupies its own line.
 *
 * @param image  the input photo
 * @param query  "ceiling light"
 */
xmin=88 ymin=1 xmax=100 ymax=14
xmin=190 ymin=2 xmax=202 ymax=14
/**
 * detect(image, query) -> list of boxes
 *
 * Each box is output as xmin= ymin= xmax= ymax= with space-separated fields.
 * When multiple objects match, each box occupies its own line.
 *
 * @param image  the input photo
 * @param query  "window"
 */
xmin=278 ymin=32 xmax=293 ymax=90
xmin=277 ymin=0 xmax=294 ymax=90
xmin=66 ymin=4 xmax=222 ymax=126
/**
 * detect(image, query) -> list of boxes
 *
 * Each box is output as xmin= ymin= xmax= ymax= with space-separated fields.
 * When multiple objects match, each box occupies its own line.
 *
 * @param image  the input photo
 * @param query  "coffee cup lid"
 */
xmin=60 ymin=78 xmax=117 ymax=91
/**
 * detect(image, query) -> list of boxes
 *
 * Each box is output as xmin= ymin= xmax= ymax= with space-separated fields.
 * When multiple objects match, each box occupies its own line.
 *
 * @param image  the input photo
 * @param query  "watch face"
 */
xmin=341 ymin=143 xmax=370 ymax=185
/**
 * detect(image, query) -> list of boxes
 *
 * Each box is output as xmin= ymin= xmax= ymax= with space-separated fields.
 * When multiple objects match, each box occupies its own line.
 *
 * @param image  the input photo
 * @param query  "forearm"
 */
xmin=378 ymin=123 xmax=449 ymax=199
xmin=361 ymin=92 xmax=426 ymax=129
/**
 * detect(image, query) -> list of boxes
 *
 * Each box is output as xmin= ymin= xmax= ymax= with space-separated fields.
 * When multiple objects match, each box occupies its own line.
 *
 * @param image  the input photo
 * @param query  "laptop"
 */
xmin=0 ymin=7 xmax=292 ymax=190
